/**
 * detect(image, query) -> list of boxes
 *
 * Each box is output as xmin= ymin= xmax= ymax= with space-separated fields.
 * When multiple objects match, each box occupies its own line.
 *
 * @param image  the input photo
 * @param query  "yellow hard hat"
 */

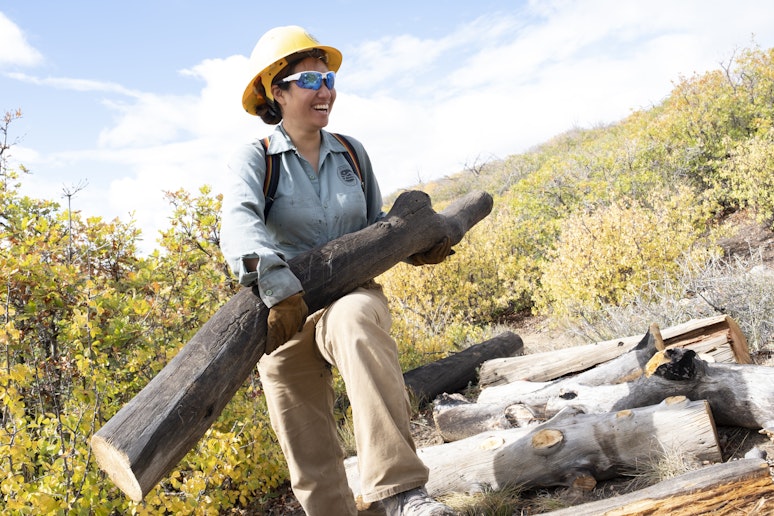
xmin=242 ymin=25 xmax=342 ymax=116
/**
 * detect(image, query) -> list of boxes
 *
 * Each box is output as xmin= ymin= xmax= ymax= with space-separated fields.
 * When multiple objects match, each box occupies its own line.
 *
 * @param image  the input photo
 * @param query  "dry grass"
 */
xmin=337 ymin=417 xmax=357 ymax=458
xmin=626 ymin=441 xmax=704 ymax=488
xmin=561 ymin=250 xmax=774 ymax=355
xmin=443 ymin=485 xmax=528 ymax=516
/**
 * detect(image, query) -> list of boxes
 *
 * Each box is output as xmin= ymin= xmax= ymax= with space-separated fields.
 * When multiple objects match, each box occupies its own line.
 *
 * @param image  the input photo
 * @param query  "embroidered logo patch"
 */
xmin=338 ymin=166 xmax=359 ymax=186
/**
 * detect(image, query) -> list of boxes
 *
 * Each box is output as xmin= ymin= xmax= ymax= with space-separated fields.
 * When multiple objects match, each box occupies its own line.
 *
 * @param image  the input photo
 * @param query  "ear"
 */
xmin=271 ymin=84 xmax=286 ymax=106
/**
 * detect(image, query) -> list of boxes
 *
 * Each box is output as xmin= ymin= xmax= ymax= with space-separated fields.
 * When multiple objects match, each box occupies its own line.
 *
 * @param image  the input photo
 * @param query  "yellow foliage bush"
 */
xmin=535 ymin=188 xmax=714 ymax=318
xmin=714 ymin=129 xmax=774 ymax=226
xmin=378 ymin=208 xmax=522 ymax=370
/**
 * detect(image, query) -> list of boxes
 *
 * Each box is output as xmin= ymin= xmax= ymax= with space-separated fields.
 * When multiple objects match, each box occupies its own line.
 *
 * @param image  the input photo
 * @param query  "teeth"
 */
xmin=313 ymin=104 xmax=329 ymax=111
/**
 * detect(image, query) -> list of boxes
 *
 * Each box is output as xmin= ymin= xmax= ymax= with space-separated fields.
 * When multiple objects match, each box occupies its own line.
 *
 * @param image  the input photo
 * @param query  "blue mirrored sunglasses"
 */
xmin=281 ymin=71 xmax=336 ymax=91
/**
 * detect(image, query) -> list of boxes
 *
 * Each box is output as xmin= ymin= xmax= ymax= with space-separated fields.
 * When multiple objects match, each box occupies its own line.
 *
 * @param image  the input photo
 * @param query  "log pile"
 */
xmin=346 ymin=316 xmax=774 ymax=514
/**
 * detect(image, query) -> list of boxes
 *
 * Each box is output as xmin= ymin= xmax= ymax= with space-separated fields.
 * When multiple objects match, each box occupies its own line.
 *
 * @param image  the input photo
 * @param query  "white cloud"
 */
xmin=10 ymin=0 xmax=774 ymax=255
xmin=97 ymin=94 xmax=200 ymax=147
xmin=6 ymin=72 xmax=141 ymax=96
xmin=0 ymin=13 xmax=42 ymax=67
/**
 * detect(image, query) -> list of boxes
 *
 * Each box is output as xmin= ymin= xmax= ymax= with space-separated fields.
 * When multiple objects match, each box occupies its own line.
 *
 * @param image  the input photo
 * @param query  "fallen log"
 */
xmin=435 ymin=330 xmax=663 ymax=441
xmin=347 ymin=397 xmax=722 ymax=499
xmin=403 ymin=331 xmax=523 ymax=405
xmin=435 ymin=346 xmax=774 ymax=441
xmin=478 ymin=336 xmax=638 ymax=386
xmin=644 ymin=348 xmax=774 ymax=430
xmin=476 ymin=328 xmax=662 ymax=407
xmin=544 ymin=458 xmax=774 ymax=515
xmin=90 ymin=190 xmax=493 ymax=501
xmin=478 ymin=315 xmax=750 ymax=387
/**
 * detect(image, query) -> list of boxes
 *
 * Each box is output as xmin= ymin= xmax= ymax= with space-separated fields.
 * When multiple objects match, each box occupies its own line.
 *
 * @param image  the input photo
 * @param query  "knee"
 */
xmin=325 ymin=289 xmax=391 ymax=331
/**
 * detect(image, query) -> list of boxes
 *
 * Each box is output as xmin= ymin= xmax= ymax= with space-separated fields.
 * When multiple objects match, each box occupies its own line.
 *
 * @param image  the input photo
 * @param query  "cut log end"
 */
xmin=571 ymin=473 xmax=597 ymax=491
xmin=724 ymin=315 xmax=753 ymax=364
xmin=90 ymin=435 xmax=144 ymax=502
xmin=532 ymin=428 xmax=564 ymax=452
xmin=645 ymin=349 xmax=697 ymax=380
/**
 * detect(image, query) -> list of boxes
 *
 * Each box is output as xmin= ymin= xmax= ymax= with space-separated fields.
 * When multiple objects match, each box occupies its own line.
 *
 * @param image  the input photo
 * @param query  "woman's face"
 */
xmin=272 ymin=56 xmax=336 ymax=131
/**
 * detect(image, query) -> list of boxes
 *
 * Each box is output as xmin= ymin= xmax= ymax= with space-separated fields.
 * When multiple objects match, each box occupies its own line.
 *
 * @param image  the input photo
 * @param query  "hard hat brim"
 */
xmin=241 ymin=44 xmax=342 ymax=116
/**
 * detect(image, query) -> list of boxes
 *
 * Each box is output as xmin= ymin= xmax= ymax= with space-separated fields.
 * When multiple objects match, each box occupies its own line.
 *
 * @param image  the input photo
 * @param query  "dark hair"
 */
xmin=256 ymin=49 xmax=329 ymax=125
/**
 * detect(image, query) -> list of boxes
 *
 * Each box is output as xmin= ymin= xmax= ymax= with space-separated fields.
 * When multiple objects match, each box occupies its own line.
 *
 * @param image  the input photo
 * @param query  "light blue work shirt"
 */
xmin=220 ymin=124 xmax=384 ymax=308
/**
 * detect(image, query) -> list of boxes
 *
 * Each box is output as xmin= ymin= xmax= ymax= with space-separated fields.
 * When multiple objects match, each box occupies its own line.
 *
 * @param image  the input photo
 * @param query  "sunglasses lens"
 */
xmin=295 ymin=71 xmax=335 ymax=90
xmin=298 ymin=72 xmax=322 ymax=89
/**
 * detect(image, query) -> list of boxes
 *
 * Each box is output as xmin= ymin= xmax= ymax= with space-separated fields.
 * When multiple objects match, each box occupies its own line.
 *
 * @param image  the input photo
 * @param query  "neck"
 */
xmin=283 ymin=121 xmax=321 ymax=149
xmin=283 ymin=122 xmax=323 ymax=171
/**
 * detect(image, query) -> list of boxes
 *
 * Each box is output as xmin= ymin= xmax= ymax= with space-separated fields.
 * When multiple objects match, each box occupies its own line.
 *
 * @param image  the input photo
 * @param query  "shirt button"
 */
xmin=308 ymin=174 xmax=315 ymax=180
xmin=265 ymin=289 xmax=273 ymax=296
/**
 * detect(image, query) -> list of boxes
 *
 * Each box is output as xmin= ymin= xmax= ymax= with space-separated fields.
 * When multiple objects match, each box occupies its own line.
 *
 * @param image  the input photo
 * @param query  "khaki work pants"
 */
xmin=258 ymin=283 xmax=429 ymax=516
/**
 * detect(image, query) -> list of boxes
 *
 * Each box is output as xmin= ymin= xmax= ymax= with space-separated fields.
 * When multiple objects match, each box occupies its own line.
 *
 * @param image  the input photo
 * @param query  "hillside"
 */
xmin=256 ymin=44 xmax=774 ymax=512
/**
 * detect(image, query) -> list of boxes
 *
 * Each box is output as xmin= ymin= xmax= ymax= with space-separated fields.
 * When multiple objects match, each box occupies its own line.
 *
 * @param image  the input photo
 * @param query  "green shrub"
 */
xmin=535 ymin=188 xmax=714 ymax=318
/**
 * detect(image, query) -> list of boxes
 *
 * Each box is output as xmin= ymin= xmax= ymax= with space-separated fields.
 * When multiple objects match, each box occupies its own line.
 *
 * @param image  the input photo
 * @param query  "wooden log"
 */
xmin=666 ymin=314 xmax=751 ymax=364
xmin=478 ymin=337 xmax=638 ymax=386
xmin=644 ymin=348 xmax=774 ymax=430
xmin=435 ymin=330 xmax=662 ymax=441
xmin=346 ymin=398 xmax=722 ymax=499
xmin=478 ymin=315 xmax=751 ymax=388
xmin=90 ymin=190 xmax=493 ymax=501
xmin=403 ymin=331 xmax=523 ymax=405
xmin=543 ymin=458 xmax=774 ymax=515
xmin=436 ymin=348 xmax=774 ymax=441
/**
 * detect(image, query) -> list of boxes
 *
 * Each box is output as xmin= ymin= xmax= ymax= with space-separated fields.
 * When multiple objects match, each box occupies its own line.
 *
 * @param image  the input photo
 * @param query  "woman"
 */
xmin=220 ymin=26 xmax=456 ymax=516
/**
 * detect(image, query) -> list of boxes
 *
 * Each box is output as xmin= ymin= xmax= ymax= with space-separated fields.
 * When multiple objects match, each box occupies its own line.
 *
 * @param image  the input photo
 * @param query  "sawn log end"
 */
xmin=90 ymin=434 xmax=144 ymax=502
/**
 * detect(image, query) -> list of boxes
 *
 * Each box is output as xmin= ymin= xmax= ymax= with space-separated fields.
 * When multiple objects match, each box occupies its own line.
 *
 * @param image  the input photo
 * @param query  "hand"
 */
xmin=407 ymin=236 xmax=454 ymax=266
xmin=266 ymin=292 xmax=309 ymax=354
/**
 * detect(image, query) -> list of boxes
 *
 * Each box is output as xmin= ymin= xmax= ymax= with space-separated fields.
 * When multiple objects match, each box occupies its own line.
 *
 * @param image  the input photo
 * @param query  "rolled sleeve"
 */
xmin=221 ymin=139 xmax=303 ymax=307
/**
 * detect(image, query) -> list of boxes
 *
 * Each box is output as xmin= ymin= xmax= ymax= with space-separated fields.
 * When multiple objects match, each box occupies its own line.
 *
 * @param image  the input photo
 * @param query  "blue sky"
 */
xmin=2 ymin=0 xmax=774 ymax=254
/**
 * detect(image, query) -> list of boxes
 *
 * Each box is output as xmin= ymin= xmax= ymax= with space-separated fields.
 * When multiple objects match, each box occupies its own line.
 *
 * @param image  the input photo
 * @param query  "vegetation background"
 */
xmin=2 ymin=44 xmax=773 ymax=514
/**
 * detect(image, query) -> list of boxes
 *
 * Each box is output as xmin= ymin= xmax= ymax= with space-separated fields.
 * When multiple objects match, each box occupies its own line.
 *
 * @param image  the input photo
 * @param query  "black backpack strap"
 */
xmin=260 ymin=137 xmax=280 ymax=220
xmin=331 ymin=133 xmax=365 ymax=193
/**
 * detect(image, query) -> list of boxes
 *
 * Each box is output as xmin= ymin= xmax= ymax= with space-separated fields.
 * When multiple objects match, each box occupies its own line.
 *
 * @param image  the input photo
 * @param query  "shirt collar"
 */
xmin=269 ymin=125 xmax=345 ymax=161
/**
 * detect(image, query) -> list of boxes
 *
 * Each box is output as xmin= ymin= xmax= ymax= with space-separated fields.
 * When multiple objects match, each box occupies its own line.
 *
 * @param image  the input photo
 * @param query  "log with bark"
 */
xmin=403 ymin=331 xmax=523 ymax=405
xmin=544 ymin=458 xmax=774 ymax=515
xmin=346 ymin=397 xmax=723 ymax=500
xmin=434 ymin=331 xmax=774 ymax=441
xmin=90 ymin=190 xmax=493 ymax=501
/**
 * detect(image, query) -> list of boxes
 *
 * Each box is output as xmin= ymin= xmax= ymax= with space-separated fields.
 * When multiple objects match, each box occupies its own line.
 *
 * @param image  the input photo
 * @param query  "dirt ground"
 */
xmin=255 ymin=221 xmax=774 ymax=515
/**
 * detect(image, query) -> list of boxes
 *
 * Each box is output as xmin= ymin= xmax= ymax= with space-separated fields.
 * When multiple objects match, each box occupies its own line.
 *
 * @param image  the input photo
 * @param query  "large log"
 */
xmin=90 ymin=190 xmax=493 ymax=501
xmin=478 ymin=315 xmax=750 ymax=388
xmin=434 ymin=330 xmax=663 ymax=441
xmin=435 ymin=346 xmax=774 ymax=441
xmin=347 ymin=397 xmax=722 ymax=499
xmin=476 ymin=327 xmax=663 ymax=408
xmin=478 ymin=336 xmax=639 ymax=386
xmin=403 ymin=331 xmax=523 ymax=405
xmin=544 ymin=458 xmax=774 ymax=515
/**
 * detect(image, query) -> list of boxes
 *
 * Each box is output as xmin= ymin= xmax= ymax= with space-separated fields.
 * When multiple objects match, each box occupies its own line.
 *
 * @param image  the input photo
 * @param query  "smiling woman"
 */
xmin=218 ymin=25 xmax=456 ymax=516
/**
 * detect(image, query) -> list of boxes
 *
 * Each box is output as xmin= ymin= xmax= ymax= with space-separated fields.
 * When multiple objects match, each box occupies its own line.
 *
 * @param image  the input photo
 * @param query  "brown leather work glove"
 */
xmin=407 ymin=236 xmax=454 ymax=266
xmin=266 ymin=292 xmax=309 ymax=355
